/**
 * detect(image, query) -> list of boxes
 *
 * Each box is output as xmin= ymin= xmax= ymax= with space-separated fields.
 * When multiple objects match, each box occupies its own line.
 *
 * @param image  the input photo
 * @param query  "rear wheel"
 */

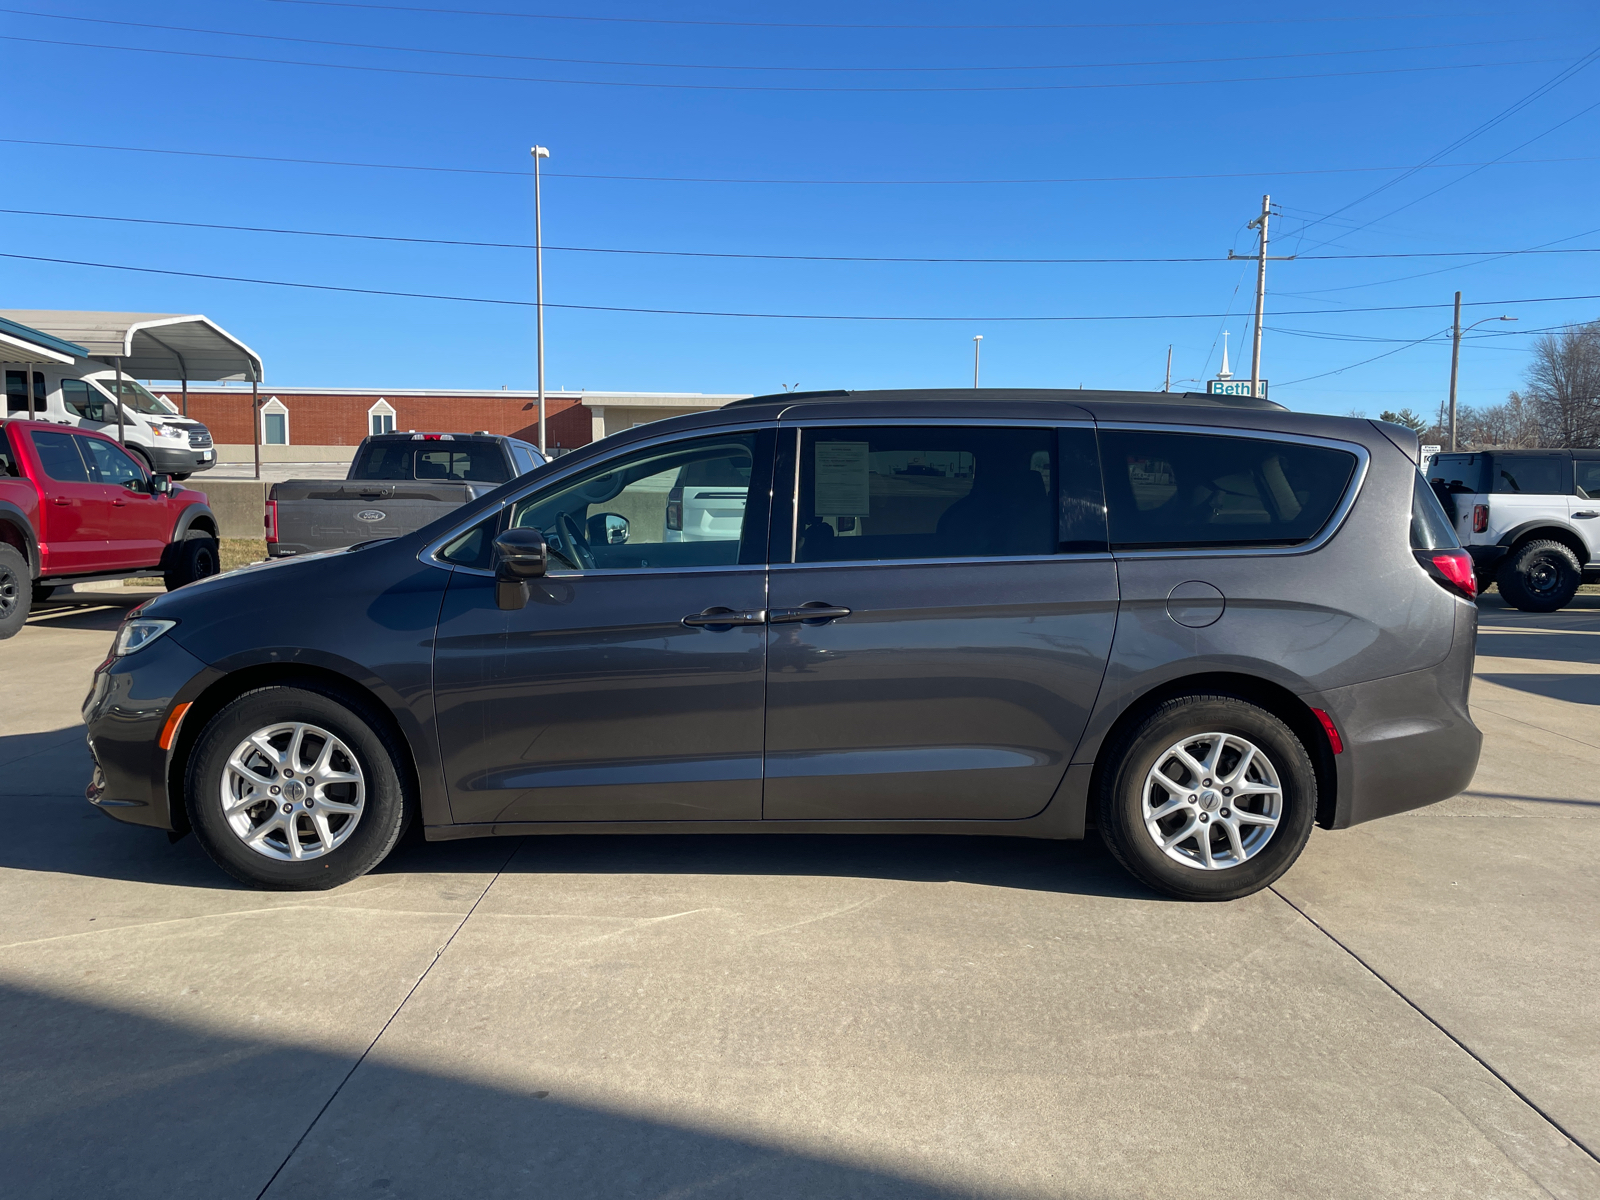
xmin=186 ymin=684 xmax=411 ymax=889
xmin=1497 ymin=539 xmax=1580 ymax=612
xmin=1097 ymin=694 xmax=1317 ymax=901
xmin=164 ymin=533 xmax=219 ymax=590
xmin=0 ymin=544 xmax=28 ymax=639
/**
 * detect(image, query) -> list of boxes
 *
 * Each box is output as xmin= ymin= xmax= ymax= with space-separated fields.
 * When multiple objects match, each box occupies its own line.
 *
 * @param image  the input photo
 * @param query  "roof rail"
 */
xmin=724 ymin=387 xmax=1286 ymax=412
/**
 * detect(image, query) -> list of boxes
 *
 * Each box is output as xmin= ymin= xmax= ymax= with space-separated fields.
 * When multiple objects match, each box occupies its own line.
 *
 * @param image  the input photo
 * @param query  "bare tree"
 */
xmin=1457 ymin=393 xmax=1542 ymax=449
xmin=1521 ymin=320 xmax=1600 ymax=448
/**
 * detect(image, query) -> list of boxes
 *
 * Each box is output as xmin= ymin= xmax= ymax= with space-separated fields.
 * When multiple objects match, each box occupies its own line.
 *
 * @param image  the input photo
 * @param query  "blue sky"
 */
xmin=4 ymin=1 xmax=1599 ymax=417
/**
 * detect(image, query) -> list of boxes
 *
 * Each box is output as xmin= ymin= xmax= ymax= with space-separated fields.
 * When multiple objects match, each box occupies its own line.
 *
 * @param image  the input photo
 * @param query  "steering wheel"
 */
xmin=558 ymin=511 xmax=595 ymax=570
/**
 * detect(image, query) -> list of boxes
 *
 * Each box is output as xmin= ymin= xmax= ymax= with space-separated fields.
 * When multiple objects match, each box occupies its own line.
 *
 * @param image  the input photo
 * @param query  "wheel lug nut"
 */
xmin=1202 ymin=778 xmax=1212 ymax=787
xmin=269 ymin=786 xmax=280 ymax=795
xmin=1188 ymin=794 xmax=1197 ymax=803
xmin=1199 ymin=813 xmax=1210 ymax=823
xmin=1221 ymin=808 xmax=1231 ymax=818
xmin=281 ymin=802 xmax=293 ymax=813
xmin=1222 ymin=787 xmax=1232 ymax=796
xmin=304 ymin=797 xmax=314 ymax=808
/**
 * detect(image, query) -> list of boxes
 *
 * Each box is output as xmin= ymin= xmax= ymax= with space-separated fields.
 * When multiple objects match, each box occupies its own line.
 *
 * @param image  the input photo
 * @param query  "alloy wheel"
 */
xmin=1140 ymin=732 xmax=1282 ymax=871
xmin=220 ymin=722 xmax=366 ymax=861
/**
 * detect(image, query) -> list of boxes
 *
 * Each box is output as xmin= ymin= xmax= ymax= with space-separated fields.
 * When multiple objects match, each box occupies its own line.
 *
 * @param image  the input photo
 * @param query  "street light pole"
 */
xmin=531 ymin=145 xmax=550 ymax=454
xmin=972 ymin=335 xmax=982 ymax=387
xmin=1448 ymin=294 xmax=1517 ymax=451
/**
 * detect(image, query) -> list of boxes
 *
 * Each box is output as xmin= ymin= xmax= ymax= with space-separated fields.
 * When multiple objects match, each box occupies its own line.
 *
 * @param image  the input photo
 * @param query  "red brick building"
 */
xmin=164 ymin=386 xmax=747 ymax=451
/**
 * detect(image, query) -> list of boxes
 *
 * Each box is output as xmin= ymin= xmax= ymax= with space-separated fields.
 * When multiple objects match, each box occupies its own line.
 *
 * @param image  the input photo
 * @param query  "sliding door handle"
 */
xmin=682 ymin=607 xmax=767 ymax=629
xmin=769 ymin=603 xmax=852 ymax=625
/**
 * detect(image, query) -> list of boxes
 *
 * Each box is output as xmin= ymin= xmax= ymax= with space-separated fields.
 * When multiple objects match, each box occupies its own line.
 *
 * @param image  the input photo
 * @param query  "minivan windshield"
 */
xmin=94 ymin=378 xmax=180 ymax=416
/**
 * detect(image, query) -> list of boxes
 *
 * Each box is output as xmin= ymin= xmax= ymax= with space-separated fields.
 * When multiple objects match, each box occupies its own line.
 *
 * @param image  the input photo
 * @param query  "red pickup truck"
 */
xmin=0 ymin=419 xmax=220 ymax=638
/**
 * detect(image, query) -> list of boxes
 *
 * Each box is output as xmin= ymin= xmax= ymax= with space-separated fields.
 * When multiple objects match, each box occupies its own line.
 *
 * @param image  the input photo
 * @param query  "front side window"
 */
xmin=60 ymin=378 xmax=110 ymax=422
xmin=29 ymin=430 xmax=89 ymax=483
xmin=1101 ymin=430 xmax=1357 ymax=550
xmin=79 ymin=436 xmax=147 ymax=487
xmin=500 ymin=431 xmax=766 ymax=571
xmin=1576 ymin=460 xmax=1600 ymax=500
xmin=795 ymin=425 xmax=1057 ymax=563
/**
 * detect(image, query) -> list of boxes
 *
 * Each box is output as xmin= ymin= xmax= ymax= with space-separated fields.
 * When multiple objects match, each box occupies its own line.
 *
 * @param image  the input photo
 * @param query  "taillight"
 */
xmin=1416 ymin=547 xmax=1476 ymax=599
xmin=666 ymin=486 xmax=683 ymax=531
xmin=264 ymin=499 xmax=278 ymax=543
xmin=1472 ymin=504 xmax=1488 ymax=533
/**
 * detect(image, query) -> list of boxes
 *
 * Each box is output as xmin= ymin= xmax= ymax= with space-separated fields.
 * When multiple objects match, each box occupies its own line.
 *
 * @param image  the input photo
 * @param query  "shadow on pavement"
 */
xmin=0 ymin=980 xmax=994 ymax=1200
xmin=1476 ymin=672 xmax=1600 ymax=705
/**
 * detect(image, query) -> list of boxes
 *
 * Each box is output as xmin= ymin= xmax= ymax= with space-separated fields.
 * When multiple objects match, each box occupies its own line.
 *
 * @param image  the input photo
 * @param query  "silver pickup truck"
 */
xmin=266 ymin=432 xmax=544 ymax=557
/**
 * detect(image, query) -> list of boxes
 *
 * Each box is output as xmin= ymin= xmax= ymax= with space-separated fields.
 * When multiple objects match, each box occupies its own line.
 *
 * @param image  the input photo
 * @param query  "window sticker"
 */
xmin=814 ymin=441 xmax=871 ymax=516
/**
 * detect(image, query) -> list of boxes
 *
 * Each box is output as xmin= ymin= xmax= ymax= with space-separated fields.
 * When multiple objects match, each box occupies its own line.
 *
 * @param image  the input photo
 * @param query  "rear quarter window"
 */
xmin=1426 ymin=453 xmax=1487 ymax=495
xmin=1411 ymin=472 xmax=1460 ymax=550
xmin=1100 ymin=430 xmax=1358 ymax=550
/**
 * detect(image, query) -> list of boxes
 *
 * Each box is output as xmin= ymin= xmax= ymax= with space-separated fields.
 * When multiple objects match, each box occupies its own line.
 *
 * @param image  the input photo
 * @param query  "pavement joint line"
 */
xmin=1470 ymin=700 xmax=1600 ymax=753
xmin=1269 ymin=884 xmax=1599 ymax=1166
xmin=251 ymin=837 xmax=525 ymax=1200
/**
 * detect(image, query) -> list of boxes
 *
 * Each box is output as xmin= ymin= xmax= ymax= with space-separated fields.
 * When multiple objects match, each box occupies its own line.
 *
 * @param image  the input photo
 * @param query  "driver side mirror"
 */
xmin=149 ymin=473 xmax=174 ymax=496
xmin=493 ymin=527 xmax=548 ymax=610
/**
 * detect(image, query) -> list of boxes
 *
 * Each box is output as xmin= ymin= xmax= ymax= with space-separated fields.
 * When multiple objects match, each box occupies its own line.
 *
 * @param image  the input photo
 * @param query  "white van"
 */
xmin=3 ymin=365 xmax=216 ymax=480
xmin=0 ymin=311 xmax=261 ymax=481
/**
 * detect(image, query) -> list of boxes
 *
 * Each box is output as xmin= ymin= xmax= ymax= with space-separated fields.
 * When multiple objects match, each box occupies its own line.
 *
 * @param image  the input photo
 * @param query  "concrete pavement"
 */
xmin=2 ymin=587 xmax=1597 ymax=1198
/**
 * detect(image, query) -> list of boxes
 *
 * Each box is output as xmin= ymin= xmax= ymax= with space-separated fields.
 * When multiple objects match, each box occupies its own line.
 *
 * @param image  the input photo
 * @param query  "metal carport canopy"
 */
xmin=0 ymin=315 xmax=87 ymax=365
xmin=0 ymin=311 xmax=262 ymax=381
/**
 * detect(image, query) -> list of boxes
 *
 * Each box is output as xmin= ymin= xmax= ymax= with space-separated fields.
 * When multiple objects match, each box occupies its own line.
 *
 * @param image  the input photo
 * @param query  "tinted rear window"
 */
xmin=1100 ymin=430 xmax=1358 ymax=550
xmin=1411 ymin=473 xmax=1460 ymax=550
xmin=351 ymin=442 xmax=510 ymax=484
xmin=1426 ymin=453 xmax=1487 ymax=495
xmin=1491 ymin=456 xmax=1568 ymax=495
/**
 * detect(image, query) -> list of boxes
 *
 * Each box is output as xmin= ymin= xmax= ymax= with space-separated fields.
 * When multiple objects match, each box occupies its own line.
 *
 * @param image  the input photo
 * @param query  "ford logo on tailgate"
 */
xmin=355 ymin=510 xmax=387 ymax=522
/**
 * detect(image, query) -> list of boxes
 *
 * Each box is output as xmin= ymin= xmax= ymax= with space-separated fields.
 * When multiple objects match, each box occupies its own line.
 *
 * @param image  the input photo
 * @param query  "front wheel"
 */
xmin=164 ymin=533 xmax=219 ymax=590
xmin=1497 ymin=539 xmax=1580 ymax=612
xmin=0 ymin=544 xmax=29 ymax=639
xmin=1097 ymin=695 xmax=1317 ymax=901
xmin=186 ymin=685 xmax=412 ymax=889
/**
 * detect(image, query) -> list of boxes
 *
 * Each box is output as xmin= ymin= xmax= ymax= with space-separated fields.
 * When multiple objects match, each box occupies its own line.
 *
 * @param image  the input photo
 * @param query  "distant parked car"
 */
xmin=87 ymin=389 xmax=1481 ymax=902
xmin=1427 ymin=448 xmax=1600 ymax=610
xmin=0 ymin=419 xmax=219 ymax=637
xmin=266 ymin=431 xmax=545 ymax=557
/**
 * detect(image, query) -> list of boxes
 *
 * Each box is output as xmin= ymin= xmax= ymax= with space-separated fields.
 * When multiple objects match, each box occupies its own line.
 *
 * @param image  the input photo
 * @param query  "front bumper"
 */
xmin=83 ymin=633 xmax=216 ymax=830
xmin=147 ymin=442 xmax=216 ymax=475
xmin=1307 ymin=598 xmax=1481 ymax=829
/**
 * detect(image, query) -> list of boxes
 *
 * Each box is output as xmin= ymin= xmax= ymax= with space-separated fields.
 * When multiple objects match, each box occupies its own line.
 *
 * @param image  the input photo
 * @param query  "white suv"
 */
xmin=1427 ymin=449 xmax=1600 ymax=611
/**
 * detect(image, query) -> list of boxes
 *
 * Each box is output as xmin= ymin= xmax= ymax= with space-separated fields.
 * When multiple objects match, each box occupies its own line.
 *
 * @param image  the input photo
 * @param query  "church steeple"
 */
xmin=1217 ymin=331 xmax=1233 ymax=380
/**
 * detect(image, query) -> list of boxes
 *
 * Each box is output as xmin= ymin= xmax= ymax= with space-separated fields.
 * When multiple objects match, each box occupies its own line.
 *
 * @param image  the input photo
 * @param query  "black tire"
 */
xmin=164 ymin=533 xmax=220 ymax=591
xmin=0 ymin=544 xmax=28 ymax=640
xmin=1097 ymin=694 xmax=1318 ymax=902
xmin=31 ymin=583 xmax=55 ymax=603
xmin=185 ymin=684 xmax=412 ymax=889
xmin=171 ymin=473 xmax=191 ymax=482
xmin=1496 ymin=539 xmax=1581 ymax=613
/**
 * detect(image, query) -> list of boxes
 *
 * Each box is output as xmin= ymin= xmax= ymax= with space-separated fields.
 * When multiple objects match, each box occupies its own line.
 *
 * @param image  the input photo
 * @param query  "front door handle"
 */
xmin=1575 ymin=511 xmax=1598 ymax=519
xmin=768 ymin=603 xmax=852 ymax=625
xmin=112 ymin=499 xmax=127 ymax=507
xmin=682 ymin=606 xmax=767 ymax=629
xmin=52 ymin=497 xmax=71 ymax=507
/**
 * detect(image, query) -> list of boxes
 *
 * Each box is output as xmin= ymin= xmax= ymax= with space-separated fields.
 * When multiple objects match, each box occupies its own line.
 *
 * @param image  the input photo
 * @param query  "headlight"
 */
xmin=113 ymin=618 xmax=177 ymax=656
xmin=149 ymin=424 xmax=186 ymax=440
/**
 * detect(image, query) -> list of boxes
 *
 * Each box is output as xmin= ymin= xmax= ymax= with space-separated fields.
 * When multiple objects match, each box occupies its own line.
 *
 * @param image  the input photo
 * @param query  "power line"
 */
xmin=5 ymin=249 xmax=1598 ymax=322
xmin=7 ymin=136 xmax=1596 ymax=186
xmin=0 ymin=10 xmax=1543 ymax=76
xmin=1276 ymin=329 xmax=1449 ymax=387
xmin=263 ymin=1 xmax=1505 ymax=33
xmin=0 ymin=34 xmax=1561 ymax=94
xmin=11 ymin=204 xmax=1600 ymax=264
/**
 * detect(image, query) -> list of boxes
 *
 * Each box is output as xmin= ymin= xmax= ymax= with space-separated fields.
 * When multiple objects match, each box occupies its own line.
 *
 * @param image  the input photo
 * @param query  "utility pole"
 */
xmin=972 ymin=335 xmax=982 ymax=387
xmin=1448 ymin=292 xmax=1462 ymax=452
xmin=1228 ymin=195 xmax=1295 ymax=398
xmin=531 ymin=145 xmax=550 ymax=453
xmin=1164 ymin=345 xmax=1172 ymax=392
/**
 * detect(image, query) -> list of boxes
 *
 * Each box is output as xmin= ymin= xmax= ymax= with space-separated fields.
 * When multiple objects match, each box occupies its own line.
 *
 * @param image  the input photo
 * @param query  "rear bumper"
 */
xmin=1467 ymin=544 xmax=1507 ymax=573
xmin=1308 ymin=599 xmax=1481 ymax=829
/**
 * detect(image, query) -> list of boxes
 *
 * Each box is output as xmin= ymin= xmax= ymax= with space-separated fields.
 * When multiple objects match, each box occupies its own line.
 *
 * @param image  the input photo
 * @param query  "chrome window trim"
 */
xmin=417 ymin=419 xmax=778 ymax=573
xmin=784 ymin=415 xmax=1093 ymax=429
xmin=1094 ymin=421 xmax=1371 ymax=560
xmin=772 ymin=553 xmax=1114 ymax=572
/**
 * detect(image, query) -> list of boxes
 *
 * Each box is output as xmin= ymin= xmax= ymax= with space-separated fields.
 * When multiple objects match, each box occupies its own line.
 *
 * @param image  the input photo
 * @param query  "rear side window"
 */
xmin=0 ymin=426 xmax=16 ymax=476
xmin=29 ymin=430 xmax=89 ymax=483
xmin=1411 ymin=473 xmax=1460 ymax=550
xmin=351 ymin=444 xmax=411 ymax=480
xmin=1492 ymin=456 xmax=1568 ymax=495
xmin=1100 ymin=430 xmax=1358 ymax=550
xmin=796 ymin=425 xmax=1056 ymax=562
xmin=5 ymin=370 xmax=44 ymax=414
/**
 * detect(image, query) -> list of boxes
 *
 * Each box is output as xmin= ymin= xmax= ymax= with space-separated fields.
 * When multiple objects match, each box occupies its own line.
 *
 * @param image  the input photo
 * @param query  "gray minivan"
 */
xmin=84 ymin=390 xmax=1480 ymax=901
